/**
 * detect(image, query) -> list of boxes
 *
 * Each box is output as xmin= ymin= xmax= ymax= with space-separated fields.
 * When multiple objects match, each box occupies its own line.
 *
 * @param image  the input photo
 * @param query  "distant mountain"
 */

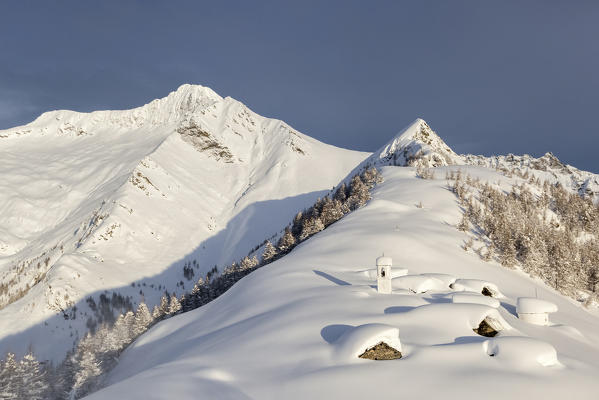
xmin=354 ymin=118 xmax=598 ymax=202
xmin=0 ymin=84 xmax=368 ymax=361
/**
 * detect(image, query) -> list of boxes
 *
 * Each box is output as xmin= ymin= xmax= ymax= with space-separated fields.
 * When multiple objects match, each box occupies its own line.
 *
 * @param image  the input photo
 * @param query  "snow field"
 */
xmin=87 ymin=166 xmax=599 ymax=399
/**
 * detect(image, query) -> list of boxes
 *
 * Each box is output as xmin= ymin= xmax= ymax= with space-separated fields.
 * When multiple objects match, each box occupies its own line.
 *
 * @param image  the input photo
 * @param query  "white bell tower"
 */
xmin=376 ymin=255 xmax=392 ymax=294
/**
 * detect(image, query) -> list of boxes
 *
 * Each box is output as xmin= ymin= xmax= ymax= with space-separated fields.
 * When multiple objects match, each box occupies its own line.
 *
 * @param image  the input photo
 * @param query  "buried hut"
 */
xmin=376 ymin=255 xmax=393 ymax=294
xmin=516 ymin=297 xmax=558 ymax=326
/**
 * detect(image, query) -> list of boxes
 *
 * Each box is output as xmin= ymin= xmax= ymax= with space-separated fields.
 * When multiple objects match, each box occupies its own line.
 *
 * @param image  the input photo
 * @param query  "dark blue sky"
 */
xmin=1 ymin=1 xmax=597 ymax=172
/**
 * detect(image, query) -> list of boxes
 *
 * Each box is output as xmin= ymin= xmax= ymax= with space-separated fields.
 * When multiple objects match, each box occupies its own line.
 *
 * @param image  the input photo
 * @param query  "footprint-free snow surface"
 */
xmin=87 ymin=167 xmax=599 ymax=399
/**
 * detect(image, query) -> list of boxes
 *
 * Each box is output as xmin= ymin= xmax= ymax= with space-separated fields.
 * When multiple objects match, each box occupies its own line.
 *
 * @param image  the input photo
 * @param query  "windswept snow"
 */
xmin=86 ymin=166 xmax=599 ymax=399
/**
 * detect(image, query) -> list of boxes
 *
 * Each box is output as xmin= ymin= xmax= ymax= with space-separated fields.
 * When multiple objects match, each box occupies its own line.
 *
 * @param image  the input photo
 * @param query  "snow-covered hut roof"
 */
xmin=516 ymin=297 xmax=558 ymax=314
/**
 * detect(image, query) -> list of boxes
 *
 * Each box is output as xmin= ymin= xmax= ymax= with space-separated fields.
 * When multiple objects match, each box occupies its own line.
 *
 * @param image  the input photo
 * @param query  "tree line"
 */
xmin=450 ymin=169 xmax=599 ymax=302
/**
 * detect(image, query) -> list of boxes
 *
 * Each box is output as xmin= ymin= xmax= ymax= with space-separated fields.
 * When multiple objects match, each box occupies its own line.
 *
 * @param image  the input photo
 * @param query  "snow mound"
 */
xmin=516 ymin=298 xmax=558 ymax=314
xmin=451 ymin=279 xmax=503 ymax=298
xmin=333 ymin=323 xmax=402 ymax=362
xmin=390 ymin=268 xmax=409 ymax=279
xmin=392 ymin=274 xmax=445 ymax=293
xmin=420 ymin=273 xmax=457 ymax=288
xmin=484 ymin=337 xmax=560 ymax=367
xmin=452 ymin=293 xmax=500 ymax=308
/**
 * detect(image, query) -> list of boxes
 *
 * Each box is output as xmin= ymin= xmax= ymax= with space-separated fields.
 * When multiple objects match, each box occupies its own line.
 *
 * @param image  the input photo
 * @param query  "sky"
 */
xmin=1 ymin=1 xmax=598 ymax=172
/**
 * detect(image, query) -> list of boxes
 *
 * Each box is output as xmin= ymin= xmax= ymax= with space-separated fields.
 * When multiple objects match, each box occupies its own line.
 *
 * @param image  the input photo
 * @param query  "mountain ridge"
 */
xmin=0 ymin=84 xmax=368 ymax=361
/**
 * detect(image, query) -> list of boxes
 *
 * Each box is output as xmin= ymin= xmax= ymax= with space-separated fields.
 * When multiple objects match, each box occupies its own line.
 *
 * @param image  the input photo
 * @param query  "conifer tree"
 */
xmin=158 ymin=295 xmax=169 ymax=317
xmin=69 ymin=348 xmax=102 ymax=399
xmin=17 ymin=352 xmax=48 ymax=400
xmin=277 ymin=228 xmax=296 ymax=253
xmin=151 ymin=305 xmax=162 ymax=320
xmin=299 ymin=217 xmax=325 ymax=241
xmin=0 ymin=353 xmax=18 ymax=399
xmin=133 ymin=302 xmax=153 ymax=336
xmin=334 ymin=182 xmax=348 ymax=203
xmin=347 ymin=175 xmax=370 ymax=210
xmin=320 ymin=198 xmax=344 ymax=227
xmin=240 ymin=256 xmax=258 ymax=271
xmin=168 ymin=295 xmax=182 ymax=315
xmin=291 ymin=212 xmax=303 ymax=237
xmin=262 ymin=240 xmax=278 ymax=263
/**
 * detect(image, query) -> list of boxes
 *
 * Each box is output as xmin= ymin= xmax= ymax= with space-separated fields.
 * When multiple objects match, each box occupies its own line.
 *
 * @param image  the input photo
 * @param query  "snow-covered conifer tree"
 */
xmin=291 ymin=212 xmax=303 ymax=237
xmin=240 ymin=256 xmax=258 ymax=271
xmin=334 ymin=182 xmax=348 ymax=203
xmin=320 ymin=198 xmax=344 ymax=227
xmin=151 ymin=305 xmax=162 ymax=320
xmin=299 ymin=217 xmax=325 ymax=241
xmin=133 ymin=302 xmax=153 ymax=336
xmin=347 ymin=175 xmax=370 ymax=210
xmin=262 ymin=240 xmax=278 ymax=263
xmin=69 ymin=348 xmax=102 ymax=399
xmin=277 ymin=228 xmax=296 ymax=253
xmin=17 ymin=352 xmax=48 ymax=400
xmin=0 ymin=353 xmax=18 ymax=399
xmin=168 ymin=295 xmax=182 ymax=315
xmin=158 ymin=295 xmax=169 ymax=317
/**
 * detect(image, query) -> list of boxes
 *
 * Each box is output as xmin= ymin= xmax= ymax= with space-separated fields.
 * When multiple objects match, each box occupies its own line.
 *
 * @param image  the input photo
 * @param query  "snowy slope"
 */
xmin=87 ymin=165 xmax=599 ymax=400
xmin=0 ymin=84 xmax=368 ymax=361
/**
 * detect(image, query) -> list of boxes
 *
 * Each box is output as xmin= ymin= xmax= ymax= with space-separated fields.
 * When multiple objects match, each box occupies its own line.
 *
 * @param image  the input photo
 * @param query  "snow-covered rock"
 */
xmin=333 ymin=323 xmax=402 ymax=362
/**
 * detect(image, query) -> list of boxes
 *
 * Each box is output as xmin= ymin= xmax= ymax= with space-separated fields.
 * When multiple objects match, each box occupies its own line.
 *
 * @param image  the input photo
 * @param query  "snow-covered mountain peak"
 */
xmin=0 ymin=84 xmax=368 ymax=362
xmin=147 ymin=83 xmax=224 ymax=119
xmin=0 ymin=84 xmax=224 ymax=139
xmin=346 ymin=119 xmax=461 ymax=177
xmin=377 ymin=118 xmax=460 ymax=167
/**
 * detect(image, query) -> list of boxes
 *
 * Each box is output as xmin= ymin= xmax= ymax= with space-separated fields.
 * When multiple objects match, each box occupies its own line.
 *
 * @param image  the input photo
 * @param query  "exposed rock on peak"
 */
xmin=357 ymin=118 xmax=461 ymax=172
xmin=378 ymin=118 xmax=460 ymax=167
